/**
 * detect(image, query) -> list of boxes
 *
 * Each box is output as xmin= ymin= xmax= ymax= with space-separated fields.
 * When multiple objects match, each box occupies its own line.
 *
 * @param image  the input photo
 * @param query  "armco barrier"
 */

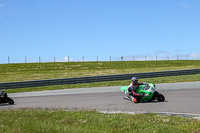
xmin=1 ymin=69 xmax=200 ymax=89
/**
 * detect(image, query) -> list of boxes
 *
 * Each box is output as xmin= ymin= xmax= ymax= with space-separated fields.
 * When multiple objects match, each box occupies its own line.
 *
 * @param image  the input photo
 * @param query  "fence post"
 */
xmin=25 ymin=56 xmax=27 ymax=63
xmin=8 ymin=56 xmax=10 ymax=64
xmin=121 ymin=56 xmax=123 ymax=61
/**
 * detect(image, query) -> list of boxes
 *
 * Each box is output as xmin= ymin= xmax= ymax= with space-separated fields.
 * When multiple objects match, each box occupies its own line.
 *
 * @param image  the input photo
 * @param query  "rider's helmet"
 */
xmin=0 ymin=90 xmax=7 ymax=98
xmin=131 ymin=77 xmax=138 ymax=84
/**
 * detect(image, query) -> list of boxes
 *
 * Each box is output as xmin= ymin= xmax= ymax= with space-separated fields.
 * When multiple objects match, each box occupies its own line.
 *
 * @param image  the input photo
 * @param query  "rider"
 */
xmin=126 ymin=77 xmax=148 ymax=103
xmin=0 ymin=90 xmax=7 ymax=103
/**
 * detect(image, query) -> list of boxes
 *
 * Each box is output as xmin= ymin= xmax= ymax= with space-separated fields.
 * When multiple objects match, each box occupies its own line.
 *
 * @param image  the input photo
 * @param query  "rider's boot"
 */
xmin=132 ymin=97 xmax=138 ymax=103
xmin=127 ymin=95 xmax=133 ymax=101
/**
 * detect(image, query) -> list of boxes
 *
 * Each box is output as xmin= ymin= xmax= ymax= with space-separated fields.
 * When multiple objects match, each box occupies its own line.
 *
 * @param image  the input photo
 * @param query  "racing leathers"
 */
xmin=0 ymin=90 xmax=7 ymax=103
xmin=126 ymin=82 xmax=148 ymax=103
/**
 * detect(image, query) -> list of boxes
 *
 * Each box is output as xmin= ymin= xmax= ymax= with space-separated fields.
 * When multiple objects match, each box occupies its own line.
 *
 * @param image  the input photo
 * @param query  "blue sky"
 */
xmin=0 ymin=0 xmax=200 ymax=62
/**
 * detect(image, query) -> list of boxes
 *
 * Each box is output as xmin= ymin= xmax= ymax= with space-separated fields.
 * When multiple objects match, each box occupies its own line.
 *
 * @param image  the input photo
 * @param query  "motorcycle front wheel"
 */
xmin=153 ymin=91 xmax=165 ymax=102
xmin=7 ymin=97 xmax=14 ymax=105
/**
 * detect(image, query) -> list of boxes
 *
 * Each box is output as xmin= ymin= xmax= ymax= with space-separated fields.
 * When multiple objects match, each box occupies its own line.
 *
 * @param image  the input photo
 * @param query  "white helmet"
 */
xmin=131 ymin=77 xmax=138 ymax=84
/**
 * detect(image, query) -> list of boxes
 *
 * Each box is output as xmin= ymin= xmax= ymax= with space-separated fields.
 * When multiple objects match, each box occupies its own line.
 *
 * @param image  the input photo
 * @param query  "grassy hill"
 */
xmin=1 ymin=60 xmax=200 ymax=93
xmin=1 ymin=60 xmax=200 ymax=82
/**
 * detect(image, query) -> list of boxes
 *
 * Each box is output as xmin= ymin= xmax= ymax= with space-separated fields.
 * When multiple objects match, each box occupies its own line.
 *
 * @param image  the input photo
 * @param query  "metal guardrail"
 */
xmin=1 ymin=69 xmax=200 ymax=89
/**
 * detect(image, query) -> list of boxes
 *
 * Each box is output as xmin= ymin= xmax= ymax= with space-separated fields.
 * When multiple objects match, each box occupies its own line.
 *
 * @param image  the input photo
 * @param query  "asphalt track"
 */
xmin=1 ymin=82 xmax=200 ymax=118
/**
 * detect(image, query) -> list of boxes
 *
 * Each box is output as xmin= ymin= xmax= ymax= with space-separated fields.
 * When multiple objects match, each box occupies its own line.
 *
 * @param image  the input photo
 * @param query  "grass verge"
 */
xmin=1 ymin=60 xmax=200 ymax=82
xmin=5 ymin=74 xmax=200 ymax=93
xmin=0 ymin=109 xmax=199 ymax=133
xmin=1 ymin=60 xmax=200 ymax=93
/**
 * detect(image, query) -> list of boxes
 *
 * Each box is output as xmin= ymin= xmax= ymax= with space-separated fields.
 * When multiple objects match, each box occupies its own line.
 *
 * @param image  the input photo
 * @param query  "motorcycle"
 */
xmin=0 ymin=97 xmax=15 ymax=105
xmin=120 ymin=83 xmax=165 ymax=102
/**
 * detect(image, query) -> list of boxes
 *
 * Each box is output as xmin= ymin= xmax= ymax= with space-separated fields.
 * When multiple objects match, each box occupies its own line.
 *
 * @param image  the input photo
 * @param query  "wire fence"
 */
xmin=0 ymin=55 xmax=200 ymax=64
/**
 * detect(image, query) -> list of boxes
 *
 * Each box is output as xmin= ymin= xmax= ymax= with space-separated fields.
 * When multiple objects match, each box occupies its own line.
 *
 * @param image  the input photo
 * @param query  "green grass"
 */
xmin=5 ymin=73 xmax=200 ymax=93
xmin=0 ymin=109 xmax=199 ymax=133
xmin=1 ymin=60 xmax=200 ymax=82
xmin=1 ymin=60 xmax=200 ymax=93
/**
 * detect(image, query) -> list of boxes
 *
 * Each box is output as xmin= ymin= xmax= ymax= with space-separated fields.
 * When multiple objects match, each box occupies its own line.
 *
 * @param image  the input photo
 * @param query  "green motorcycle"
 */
xmin=120 ymin=83 xmax=165 ymax=102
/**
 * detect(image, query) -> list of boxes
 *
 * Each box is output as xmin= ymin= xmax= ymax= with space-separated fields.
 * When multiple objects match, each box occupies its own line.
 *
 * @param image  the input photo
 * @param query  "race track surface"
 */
xmin=1 ymin=82 xmax=200 ymax=116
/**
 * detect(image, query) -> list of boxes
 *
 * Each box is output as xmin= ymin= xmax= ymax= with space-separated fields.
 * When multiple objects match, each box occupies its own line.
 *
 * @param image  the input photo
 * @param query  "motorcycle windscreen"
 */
xmin=120 ymin=86 xmax=129 ymax=92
